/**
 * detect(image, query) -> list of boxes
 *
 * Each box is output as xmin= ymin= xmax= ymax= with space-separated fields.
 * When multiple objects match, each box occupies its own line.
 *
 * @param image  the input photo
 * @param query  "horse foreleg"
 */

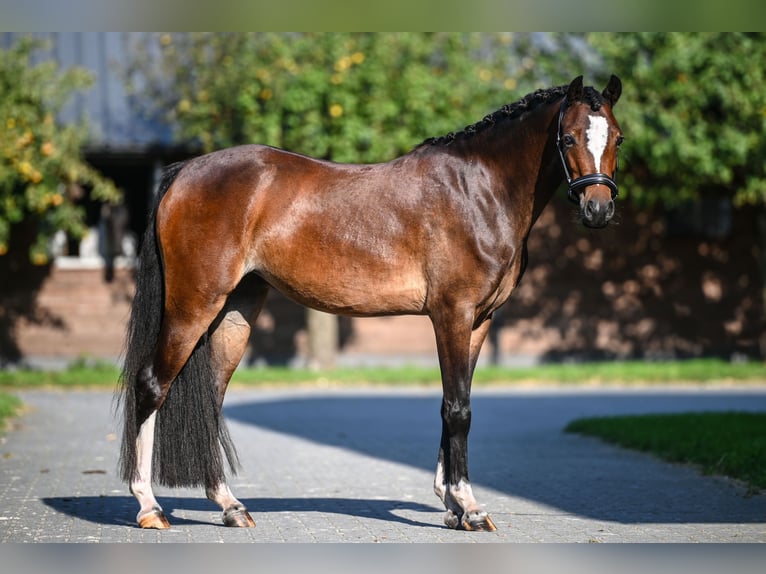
xmin=432 ymin=314 xmax=496 ymax=532
xmin=204 ymin=276 xmax=269 ymax=527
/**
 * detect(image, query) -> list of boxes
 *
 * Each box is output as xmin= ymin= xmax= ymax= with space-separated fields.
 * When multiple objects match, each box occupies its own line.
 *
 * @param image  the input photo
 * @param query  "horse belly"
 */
xmin=256 ymin=263 xmax=428 ymax=317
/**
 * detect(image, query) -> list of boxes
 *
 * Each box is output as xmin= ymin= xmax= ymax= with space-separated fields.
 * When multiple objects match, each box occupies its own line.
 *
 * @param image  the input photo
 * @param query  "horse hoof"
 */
xmin=461 ymin=512 xmax=497 ymax=532
xmin=223 ymin=506 xmax=256 ymax=528
xmin=443 ymin=510 xmax=461 ymax=529
xmin=137 ymin=508 xmax=171 ymax=529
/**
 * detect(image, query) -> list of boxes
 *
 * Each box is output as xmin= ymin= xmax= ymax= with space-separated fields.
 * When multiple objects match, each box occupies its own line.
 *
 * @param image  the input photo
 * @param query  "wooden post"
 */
xmin=757 ymin=208 xmax=766 ymax=360
xmin=306 ymin=307 xmax=338 ymax=370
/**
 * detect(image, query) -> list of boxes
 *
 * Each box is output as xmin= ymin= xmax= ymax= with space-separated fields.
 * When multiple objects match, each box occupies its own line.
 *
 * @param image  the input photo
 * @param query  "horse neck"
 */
xmin=459 ymin=97 xmax=565 ymax=226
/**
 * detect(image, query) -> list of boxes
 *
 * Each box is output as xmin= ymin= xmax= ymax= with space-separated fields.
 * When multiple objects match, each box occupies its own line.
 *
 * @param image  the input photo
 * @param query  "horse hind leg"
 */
xmin=130 ymin=335 xmax=208 ymax=529
xmin=130 ymin=410 xmax=168 ymax=529
xmin=130 ymin=293 xmax=231 ymax=529
xmin=204 ymin=274 xmax=269 ymax=527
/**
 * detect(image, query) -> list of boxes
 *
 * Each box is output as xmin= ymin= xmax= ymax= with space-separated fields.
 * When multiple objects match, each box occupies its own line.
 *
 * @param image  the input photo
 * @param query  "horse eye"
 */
xmin=616 ymin=135 xmax=624 ymax=147
xmin=562 ymin=134 xmax=576 ymax=148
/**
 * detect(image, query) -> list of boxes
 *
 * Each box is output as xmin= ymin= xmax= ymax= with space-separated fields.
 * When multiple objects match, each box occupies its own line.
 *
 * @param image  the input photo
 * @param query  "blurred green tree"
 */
xmin=0 ymin=37 xmax=119 ymax=264
xmin=124 ymin=32 xmax=572 ymax=161
xmin=587 ymin=32 xmax=766 ymax=207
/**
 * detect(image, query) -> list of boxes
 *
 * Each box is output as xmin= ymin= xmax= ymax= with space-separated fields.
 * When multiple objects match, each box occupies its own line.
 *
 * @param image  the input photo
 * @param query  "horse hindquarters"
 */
xmin=117 ymin=163 xmax=242 ymax=528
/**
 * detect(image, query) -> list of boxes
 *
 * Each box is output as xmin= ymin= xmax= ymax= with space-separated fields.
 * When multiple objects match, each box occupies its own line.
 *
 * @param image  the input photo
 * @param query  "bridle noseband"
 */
xmin=556 ymin=99 xmax=619 ymax=204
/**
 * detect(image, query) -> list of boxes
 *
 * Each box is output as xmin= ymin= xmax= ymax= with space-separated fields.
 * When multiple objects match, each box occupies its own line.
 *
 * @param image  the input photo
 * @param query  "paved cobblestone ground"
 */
xmin=1 ymin=385 xmax=765 ymax=543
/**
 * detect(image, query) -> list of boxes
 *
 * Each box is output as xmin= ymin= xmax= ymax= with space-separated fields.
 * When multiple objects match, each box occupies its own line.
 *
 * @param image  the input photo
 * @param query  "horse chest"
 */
xmin=479 ymin=243 xmax=527 ymax=319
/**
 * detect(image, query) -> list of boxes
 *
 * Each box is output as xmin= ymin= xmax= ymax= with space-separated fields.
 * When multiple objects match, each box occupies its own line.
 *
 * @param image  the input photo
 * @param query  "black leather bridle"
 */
xmin=556 ymin=99 xmax=619 ymax=204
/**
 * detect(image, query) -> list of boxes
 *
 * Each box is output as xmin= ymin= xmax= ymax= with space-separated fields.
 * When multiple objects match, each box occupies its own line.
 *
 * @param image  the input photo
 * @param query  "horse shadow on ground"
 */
xmin=220 ymin=391 xmax=766 ymax=525
xmin=41 ymin=495 xmax=441 ymax=529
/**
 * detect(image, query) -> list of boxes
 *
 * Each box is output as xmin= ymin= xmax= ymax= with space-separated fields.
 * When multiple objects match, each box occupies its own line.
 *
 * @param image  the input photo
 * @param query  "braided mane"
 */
xmin=418 ymin=83 xmax=606 ymax=148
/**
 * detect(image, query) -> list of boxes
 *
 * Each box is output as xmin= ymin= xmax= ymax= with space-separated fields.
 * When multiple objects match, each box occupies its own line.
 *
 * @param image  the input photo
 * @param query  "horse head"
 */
xmin=557 ymin=74 xmax=623 ymax=228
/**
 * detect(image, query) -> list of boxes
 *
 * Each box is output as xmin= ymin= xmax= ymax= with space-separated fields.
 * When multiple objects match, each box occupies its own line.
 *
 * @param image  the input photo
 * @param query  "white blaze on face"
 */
xmin=586 ymin=115 xmax=609 ymax=172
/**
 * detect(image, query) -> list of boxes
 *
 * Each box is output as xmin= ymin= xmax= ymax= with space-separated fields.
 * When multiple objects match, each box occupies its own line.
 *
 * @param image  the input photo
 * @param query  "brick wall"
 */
xmin=14 ymin=264 xmax=134 ymax=361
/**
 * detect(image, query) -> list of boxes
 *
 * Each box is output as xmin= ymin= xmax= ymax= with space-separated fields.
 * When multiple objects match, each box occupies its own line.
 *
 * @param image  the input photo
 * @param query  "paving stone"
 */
xmin=1 ymin=386 xmax=765 ymax=542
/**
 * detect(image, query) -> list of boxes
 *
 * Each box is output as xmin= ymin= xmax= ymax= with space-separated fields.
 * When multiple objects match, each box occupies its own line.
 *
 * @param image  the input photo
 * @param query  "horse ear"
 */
xmin=567 ymin=75 xmax=584 ymax=102
xmin=602 ymin=74 xmax=622 ymax=107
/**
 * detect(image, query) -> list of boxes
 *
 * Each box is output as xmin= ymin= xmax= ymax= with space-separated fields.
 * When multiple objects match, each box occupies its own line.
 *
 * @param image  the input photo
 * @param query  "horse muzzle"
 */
xmin=567 ymin=173 xmax=618 ymax=228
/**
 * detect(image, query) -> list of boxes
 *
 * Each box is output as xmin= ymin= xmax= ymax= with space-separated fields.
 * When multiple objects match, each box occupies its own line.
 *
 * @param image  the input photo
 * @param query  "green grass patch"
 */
xmin=0 ymin=357 xmax=763 ymax=389
xmin=231 ymin=358 xmax=766 ymax=386
xmin=565 ymin=411 xmax=766 ymax=492
xmin=0 ymin=360 xmax=121 ymax=388
xmin=0 ymin=391 xmax=22 ymax=431
xmin=229 ymin=365 xmax=441 ymax=386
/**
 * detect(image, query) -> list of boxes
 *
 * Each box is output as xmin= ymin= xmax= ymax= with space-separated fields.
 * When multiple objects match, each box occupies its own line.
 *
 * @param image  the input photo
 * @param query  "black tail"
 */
xmin=117 ymin=161 xmax=239 ymax=488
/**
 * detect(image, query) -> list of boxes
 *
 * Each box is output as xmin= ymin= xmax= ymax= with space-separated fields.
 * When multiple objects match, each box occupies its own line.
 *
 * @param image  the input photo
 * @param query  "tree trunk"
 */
xmin=0 ymin=219 xmax=53 ymax=365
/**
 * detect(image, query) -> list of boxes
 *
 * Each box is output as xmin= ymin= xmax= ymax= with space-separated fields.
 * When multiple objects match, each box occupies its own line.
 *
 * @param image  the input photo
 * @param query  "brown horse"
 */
xmin=118 ymin=75 xmax=623 ymax=532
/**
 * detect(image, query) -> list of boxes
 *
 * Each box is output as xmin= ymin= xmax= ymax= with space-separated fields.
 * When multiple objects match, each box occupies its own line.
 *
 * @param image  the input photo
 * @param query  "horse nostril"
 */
xmin=585 ymin=199 xmax=598 ymax=219
xmin=605 ymin=199 xmax=615 ymax=221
